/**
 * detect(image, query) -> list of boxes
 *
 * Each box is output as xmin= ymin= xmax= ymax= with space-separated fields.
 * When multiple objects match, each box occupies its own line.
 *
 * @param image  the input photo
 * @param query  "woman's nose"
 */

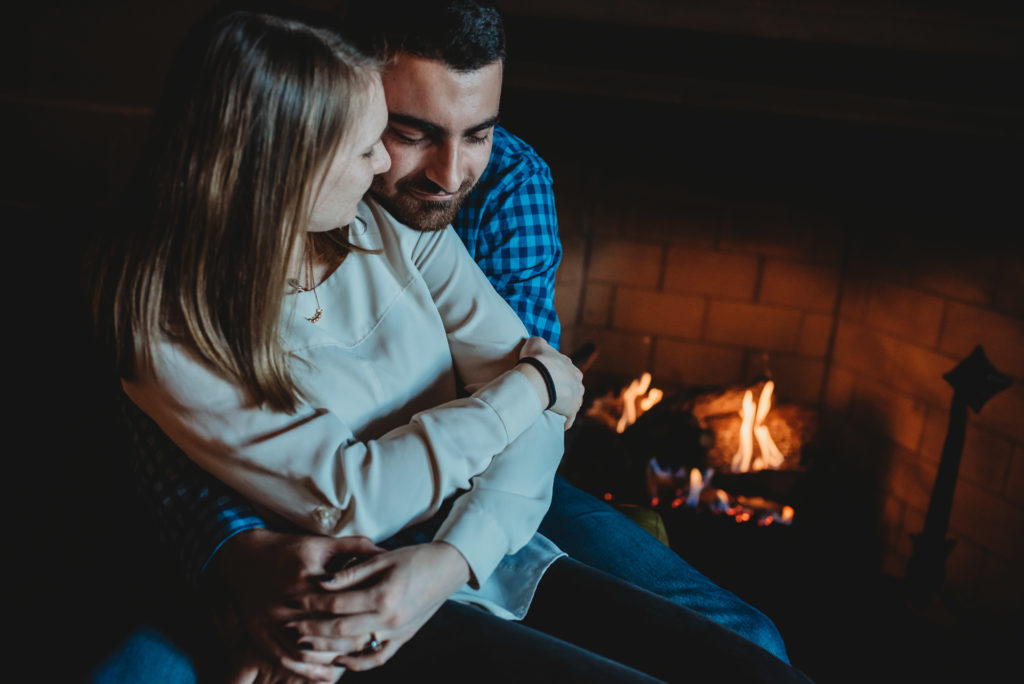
xmin=375 ymin=142 xmax=392 ymax=175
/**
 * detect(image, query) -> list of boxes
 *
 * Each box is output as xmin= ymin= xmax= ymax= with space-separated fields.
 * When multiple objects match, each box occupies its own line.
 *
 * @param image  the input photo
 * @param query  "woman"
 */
xmin=93 ymin=7 xmax=811 ymax=683
xmin=94 ymin=2 xmax=578 ymax=674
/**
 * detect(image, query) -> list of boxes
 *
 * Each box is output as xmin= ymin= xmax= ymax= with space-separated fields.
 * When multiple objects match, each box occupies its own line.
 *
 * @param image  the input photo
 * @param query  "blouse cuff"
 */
xmin=433 ymin=503 xmax=509 ymax=589
xmin=472 ymin=369 xmax=544 ymax=447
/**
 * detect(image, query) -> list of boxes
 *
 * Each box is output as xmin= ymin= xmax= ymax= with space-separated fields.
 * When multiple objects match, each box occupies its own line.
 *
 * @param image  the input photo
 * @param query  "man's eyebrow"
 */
xmin=388 ymin=112 xmax=500 ymax=137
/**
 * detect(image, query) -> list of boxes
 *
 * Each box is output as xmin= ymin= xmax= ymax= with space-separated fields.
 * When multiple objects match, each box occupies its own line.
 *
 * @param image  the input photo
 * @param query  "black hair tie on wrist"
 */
xmin=516 ymin=357 xmax=557 ymax=410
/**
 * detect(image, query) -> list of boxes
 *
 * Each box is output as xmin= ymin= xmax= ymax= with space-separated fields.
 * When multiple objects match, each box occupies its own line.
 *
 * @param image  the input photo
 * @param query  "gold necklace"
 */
xmin=287 ymin=242 xmax=323 ymax=324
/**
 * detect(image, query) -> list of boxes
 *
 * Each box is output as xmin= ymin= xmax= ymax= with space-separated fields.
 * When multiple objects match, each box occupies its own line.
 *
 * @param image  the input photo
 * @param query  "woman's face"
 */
xmin=307 ymin=76 xmax=391 ymax=232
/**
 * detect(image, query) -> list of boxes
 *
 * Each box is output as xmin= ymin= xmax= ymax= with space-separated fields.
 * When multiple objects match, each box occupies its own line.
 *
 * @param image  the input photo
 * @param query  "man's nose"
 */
xmin=424 ymin=142 xmax=461 ymax=194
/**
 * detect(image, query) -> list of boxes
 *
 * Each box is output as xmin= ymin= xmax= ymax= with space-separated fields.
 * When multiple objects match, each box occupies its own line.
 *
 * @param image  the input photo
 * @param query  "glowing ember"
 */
xmin=646 ymin=457 xmax=690 ymax=500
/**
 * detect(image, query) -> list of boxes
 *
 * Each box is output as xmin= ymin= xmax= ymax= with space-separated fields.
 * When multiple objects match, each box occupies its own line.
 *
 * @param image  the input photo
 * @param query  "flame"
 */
xmin=731 ymin=380 xmax=785 ymax=472
xmin=731 ymin=389 xmax=757 ymax=471
xmin=639 ymin=387 xmax=664 ymax=412
xmin=688 ymin=466 xmax=712 ymax=505
xmin=615 ymin=372 xmax=663 ymax=433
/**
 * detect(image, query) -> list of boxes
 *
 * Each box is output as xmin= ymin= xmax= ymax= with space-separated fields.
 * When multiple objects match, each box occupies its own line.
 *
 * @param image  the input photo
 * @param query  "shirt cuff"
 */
xmin=195 ymin=517 xmax=268 ymax=585
xmin=473 ymin=368 xmax=544 ymax=446
xmin=432 ymin=502 xmax=509 ymax=589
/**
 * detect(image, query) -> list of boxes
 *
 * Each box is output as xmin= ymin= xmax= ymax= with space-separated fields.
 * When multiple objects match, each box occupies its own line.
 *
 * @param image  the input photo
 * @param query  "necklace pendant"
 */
xmin=306 ymin=307 xmax=323 ymax=324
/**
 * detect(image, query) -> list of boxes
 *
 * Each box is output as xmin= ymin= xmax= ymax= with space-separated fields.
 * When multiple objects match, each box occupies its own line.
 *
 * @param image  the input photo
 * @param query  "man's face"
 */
xmin=372 ymin=53 xmax=502 ymax=231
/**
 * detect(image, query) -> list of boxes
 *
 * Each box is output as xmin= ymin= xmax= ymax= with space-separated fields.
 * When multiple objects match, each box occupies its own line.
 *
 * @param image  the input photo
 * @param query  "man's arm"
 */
xmin=121 ymin=397 xmax=266 ymax=586
xmin=455 ymin=127 xmax=562 ymax=347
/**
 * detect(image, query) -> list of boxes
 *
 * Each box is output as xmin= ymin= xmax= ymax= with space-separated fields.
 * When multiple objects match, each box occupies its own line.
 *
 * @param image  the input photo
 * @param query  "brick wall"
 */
xmin=549 ymin=152 xmax=1024 ymax=619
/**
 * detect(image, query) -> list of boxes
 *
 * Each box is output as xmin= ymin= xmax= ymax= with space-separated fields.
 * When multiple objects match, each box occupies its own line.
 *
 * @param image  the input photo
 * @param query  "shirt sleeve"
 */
xmin=123 ymin=333 xmax=546 ymax=552
xmin=407 ymin=220 xmax=565 ymax=587
xmin=467 ymin=157 xmax=562 ymax=348
xmin=120 ymin=396 xmax=266 ymax=587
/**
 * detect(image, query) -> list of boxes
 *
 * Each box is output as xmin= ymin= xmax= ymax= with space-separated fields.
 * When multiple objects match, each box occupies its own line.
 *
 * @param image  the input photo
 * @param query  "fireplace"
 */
xmin=540 ymin=155 xmax=1023 ymax=608
xmin=535 ymin=147 xmax=1023 ymax=676
xmin=494 ymin=31 xmax=1023 ymax=666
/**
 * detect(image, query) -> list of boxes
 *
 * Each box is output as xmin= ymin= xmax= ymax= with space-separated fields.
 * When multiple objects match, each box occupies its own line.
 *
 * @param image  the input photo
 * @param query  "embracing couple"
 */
xmin=90 ymin=1 xmax=811 ymax=682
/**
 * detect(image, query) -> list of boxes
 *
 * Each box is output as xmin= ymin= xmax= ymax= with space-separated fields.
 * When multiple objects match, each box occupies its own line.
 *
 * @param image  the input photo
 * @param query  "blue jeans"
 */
xmin=91 ymin=560 xmax=807 ymax=684
xmin=87 ymin=627 xmax=199 ymax=684
xmin=88 ymin=477 xmax=788 ymax=682
xmin=345 ymin=557 xmax=810 ymax=683
xmin=538 ymin=475 xmax=790 ymax=663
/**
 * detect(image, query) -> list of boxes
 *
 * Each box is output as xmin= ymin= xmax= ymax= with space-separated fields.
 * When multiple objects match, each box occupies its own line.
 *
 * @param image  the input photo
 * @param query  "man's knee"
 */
xmin=88 ymin=627 xmax=198 ymax=684
xmin=732 ymin=605 xmax=790 ymax=664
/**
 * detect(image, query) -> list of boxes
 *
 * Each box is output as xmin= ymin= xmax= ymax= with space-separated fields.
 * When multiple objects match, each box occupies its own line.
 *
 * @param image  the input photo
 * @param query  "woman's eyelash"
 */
xmin=361 ymin=139 xmax=384 ymax=158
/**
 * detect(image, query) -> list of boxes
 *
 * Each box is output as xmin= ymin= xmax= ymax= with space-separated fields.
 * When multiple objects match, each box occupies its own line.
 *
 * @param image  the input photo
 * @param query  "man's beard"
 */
xmin=372 ymin=175 xmax=476 ymax=232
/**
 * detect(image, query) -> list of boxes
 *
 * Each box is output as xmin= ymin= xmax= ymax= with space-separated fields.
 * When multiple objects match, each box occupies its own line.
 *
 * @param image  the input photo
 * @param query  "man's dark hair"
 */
xmin=342 ymin=0 xmax=506 ymax=71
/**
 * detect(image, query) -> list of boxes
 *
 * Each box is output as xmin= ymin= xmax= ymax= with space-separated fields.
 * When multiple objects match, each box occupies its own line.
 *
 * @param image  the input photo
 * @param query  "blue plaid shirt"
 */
xmin=127 ymin=126 xmax=562 ymax=585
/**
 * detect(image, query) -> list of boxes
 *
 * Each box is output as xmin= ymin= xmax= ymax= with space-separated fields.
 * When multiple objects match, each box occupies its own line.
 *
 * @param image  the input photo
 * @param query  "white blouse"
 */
xmin=124 ymin=198 xmax=565 ymax=618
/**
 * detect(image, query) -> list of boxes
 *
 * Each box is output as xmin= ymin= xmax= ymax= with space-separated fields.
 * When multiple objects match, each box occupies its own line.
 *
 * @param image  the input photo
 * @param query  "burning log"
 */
xmin=567 ymin=361 xmax=818 ymax=525
xmin=686 ymin=380 xmax=816 ymax=474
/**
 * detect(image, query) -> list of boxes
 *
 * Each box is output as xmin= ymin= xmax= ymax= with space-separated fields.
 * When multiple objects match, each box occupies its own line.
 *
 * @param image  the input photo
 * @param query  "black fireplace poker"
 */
xmin=905 ymin=345 xmax=1011 ymax=609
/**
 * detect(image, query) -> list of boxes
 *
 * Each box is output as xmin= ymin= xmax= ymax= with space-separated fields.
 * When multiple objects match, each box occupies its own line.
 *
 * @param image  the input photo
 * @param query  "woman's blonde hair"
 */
xmin=94 ymin=8 xmax=379 ymax=412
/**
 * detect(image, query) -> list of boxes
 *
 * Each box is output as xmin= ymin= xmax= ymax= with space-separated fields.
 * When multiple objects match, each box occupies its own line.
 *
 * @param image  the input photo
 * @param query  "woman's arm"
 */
xmin=393 ymin=200 xmax=581 ymax=587
xmin=123 ymin=342 xmax=546 ymax=548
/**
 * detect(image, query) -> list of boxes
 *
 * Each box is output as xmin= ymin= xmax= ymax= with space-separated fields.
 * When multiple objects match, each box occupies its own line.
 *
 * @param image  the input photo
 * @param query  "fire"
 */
xmin=585 ymin=372 xmax=665 ymax=433
xmin=587 ymin=371 xmax=800 ymax=527
xmin=615 ymin=372 xmax=663 ymax=433
xmin=686 ymin=468 xmax=703 ymax=506
xmin=731 ymin=380 xmax=785 ymax=472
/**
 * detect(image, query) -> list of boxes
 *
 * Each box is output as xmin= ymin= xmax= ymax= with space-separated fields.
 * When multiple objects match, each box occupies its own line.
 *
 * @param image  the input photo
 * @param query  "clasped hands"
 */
xmin=218 ymin=529 xmax=470 ymax=683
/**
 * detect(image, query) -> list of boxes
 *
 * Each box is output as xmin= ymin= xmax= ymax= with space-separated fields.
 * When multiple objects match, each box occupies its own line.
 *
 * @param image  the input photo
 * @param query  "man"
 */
xmin=93 ymin=1 xmax=789 ymax=681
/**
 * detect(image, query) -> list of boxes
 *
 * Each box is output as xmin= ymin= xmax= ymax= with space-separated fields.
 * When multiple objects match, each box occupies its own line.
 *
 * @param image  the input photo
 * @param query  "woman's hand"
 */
xmin=213 ymin=529 xmax=384 ymax=681
xmin=286 ymin=541 xmax=470 ymax=672
xmin=517 ymin=336 xmax=584 ymax=429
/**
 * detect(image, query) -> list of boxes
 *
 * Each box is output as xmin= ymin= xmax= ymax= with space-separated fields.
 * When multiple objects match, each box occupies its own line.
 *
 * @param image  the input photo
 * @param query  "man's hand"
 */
xmin=517 ymin=336 xmax=584 ymax=429
xmin=287 ymin=541 xmax=471 ymax=672
xmin=212 ymin=529 xmax=384 ymax=681
xmin=226 ymin=646 xmax=344 ymax=684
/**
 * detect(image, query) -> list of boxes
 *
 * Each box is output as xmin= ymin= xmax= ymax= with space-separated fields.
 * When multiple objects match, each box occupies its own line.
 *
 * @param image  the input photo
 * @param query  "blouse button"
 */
xmin=312 ymin=505 xmax=341 ymax=531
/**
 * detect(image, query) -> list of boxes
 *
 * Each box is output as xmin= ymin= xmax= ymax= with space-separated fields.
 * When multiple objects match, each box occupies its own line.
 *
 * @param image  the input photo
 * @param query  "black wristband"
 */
xmin=516 ymin=357 xmax=557 ymax=410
